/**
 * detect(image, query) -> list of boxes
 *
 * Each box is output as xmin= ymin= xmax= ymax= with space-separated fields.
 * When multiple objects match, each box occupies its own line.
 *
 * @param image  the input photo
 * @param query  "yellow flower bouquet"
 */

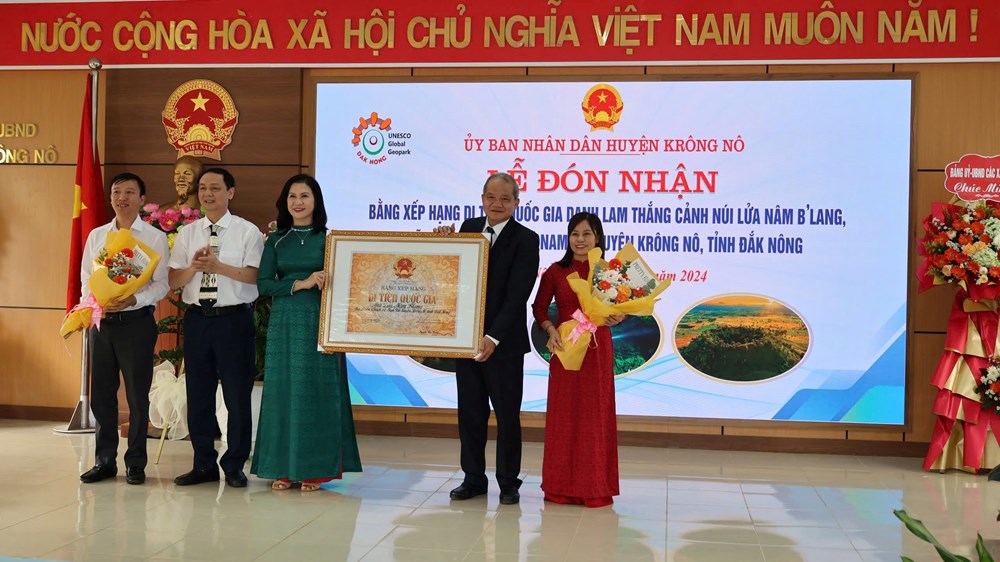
xmin=60 ymin=229 xmax=161 ymax=338
xmin=553 ymin=242 xmax=670 ymax=371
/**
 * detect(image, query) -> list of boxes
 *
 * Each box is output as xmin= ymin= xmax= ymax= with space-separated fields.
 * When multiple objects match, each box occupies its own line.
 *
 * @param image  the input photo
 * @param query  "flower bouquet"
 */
xmin=140 ymin=203 xmax=201 ymax=249
xmin=553 ymin=242 xmax=670 ymax=370
xmin=977 ymin=357 xmax=1000 ymax=414
xmin=59 ymin=229 xmax=162 ymax=338
xmin=917 ymin=199 xmax=1000 ymax=302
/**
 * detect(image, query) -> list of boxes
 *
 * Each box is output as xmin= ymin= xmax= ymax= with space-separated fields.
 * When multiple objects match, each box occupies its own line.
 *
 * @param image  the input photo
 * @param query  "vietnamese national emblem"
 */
xmin=161 ymin=79 xmax=239 ymax=160
xmin=581 ymin=83 xmax=624 ymax=132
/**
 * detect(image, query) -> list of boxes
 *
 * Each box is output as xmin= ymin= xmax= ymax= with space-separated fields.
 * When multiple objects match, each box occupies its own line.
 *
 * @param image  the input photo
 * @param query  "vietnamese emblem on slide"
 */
xmin=582 ymin=83 xmax=624 ymax=131
xmin=161 ymin=79 xmax=239 ymax=160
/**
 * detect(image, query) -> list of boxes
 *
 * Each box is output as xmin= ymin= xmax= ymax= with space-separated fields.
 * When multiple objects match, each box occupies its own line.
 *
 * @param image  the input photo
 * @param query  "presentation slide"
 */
xmin=314 ymin=79 xmax=911 ymax=424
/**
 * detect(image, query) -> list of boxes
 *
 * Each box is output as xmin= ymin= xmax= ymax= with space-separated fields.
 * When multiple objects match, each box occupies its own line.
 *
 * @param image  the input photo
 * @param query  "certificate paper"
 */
xmin=320 ymin=231 xmax=488 ymax=358
xmin=346 ymin=253 xmax=460 ymax=337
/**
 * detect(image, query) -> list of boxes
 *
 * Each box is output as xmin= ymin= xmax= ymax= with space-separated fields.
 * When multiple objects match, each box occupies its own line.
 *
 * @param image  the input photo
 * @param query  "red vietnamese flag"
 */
xmin=66 ymin=78 xmax=107 ymax=312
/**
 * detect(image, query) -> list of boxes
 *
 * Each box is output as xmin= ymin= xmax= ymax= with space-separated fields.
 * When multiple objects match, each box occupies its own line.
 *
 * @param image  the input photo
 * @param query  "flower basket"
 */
xmin=918 ymin=200 xmax=1000 ymax=303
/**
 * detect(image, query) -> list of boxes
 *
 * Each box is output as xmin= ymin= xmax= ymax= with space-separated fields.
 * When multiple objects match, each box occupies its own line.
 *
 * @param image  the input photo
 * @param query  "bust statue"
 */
xmin=171 ymin=155 xmax=203 ymax=209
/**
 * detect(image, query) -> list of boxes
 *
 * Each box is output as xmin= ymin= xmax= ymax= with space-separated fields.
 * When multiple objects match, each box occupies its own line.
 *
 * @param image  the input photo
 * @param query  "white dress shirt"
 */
xmin=168 ymin=211 xmax=264 ymax=306
xmin=483 ymin=218 xmax=510 ymax=246
xmin=80 ymin=216 xmax=170 ymax=310
xmin=482 ymin=218 xmax=511 ymax=346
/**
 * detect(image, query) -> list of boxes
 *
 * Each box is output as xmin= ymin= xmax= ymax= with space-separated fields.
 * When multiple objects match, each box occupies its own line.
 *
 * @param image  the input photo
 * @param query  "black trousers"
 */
xmin=183 ymin=306 xmax=256 ymax=473
xmin=89 ymin=309 xmax=157 ymax=469
xmin=455 ymin=348 xmax=525 ymax=489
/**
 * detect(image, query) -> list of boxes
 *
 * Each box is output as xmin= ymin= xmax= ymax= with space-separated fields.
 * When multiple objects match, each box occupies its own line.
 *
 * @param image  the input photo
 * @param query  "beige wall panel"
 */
xmin=404 ymin=410 xmax=459 ymax=425
xmin=645 ymin=65 xmax=766 ymax=77
xmin=103 ymin=163 xmax=303 ymax=232
xmin=896 ymin=62 xmax=1000 ymax=170
xmin=104 ymin=68 xmax=303 ymax=166
xmin=308 ymin=69 xmax=413 ymax=80
xmin=301 ymin=79 xmax=317 ymax=173
xmin=352 ymin=408 xmax=407 ymax=423
xmin=847 ymin=429 xmax=904 ymax=441
xmin=723 ymin=426 xmax=846 ymax=439
xmin=0 ymin=70 xmax=106 ymax=310
xmin=357 ymin=408 xmax=723 ymax=435
xmin=0 ymin=69 xmax=99 ymax=165
xmin=0 ymin=70 xmax=107 ymax=415
xmin=0 ymin=309 xmax=81 ymax=408
xmin=357 ymin=407 xmax=725 ymax=433
xmin=521 ymin=412 xmax=546 ymax=429
xmin=912 ymin=171 xmax=959 ymax=333
xmin=906 ymin=332 xmax=946 ymax=443
xmin=414 ymin=66 xmax=528 ymax=77
xmin=400 ymin=410 xmax=542 ymax=433
xmin=620 ymin=420 xmax=722 ymax=435
xmin=767 ymin=64 xmax=894 ymax=75
xmin=527 ymin=66 xmax=644 ymax=77
xmin=0 ymin=165 xmax=81 ymax=308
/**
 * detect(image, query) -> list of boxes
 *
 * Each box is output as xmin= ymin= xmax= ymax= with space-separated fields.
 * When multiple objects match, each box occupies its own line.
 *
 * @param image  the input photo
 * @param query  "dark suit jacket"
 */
xmin=460 ymin=217 xmax=540 ymax=355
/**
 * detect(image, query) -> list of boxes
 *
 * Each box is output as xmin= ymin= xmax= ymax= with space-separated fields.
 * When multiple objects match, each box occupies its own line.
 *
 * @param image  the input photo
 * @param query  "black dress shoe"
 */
xmin=449 ymin=482 xmax=487 ymax=500
xmin=80 ymin=465 xmax=117 ymax=483
xmin=125 ymin=467 xmax=145 ymax=485
xmin=174 ymin=467 xmax=220 ymax=486
xmin=224 ymin=470 xmax=248 ymax=488
xmin=989 ymin=464 xmax=1000 ymax=481
xmin=499 ymin=486 xmax=520 ymax=505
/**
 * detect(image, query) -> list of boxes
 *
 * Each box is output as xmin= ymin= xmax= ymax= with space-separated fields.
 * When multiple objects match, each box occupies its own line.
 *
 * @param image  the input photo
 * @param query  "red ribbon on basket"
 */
xmin=66 ymin=293 xmax=105 ymax=331
xmin=565 ymin=308 xmax=598 ymax=344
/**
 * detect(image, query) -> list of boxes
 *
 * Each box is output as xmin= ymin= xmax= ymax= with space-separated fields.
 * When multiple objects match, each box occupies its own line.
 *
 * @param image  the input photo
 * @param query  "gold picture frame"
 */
xmin=319 ymin=231 xmax=489 ymax=358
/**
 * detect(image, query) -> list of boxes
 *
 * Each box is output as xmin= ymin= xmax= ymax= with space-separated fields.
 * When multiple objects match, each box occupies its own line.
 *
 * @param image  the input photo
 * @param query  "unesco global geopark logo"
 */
xmin=350 ymin=111 xmax=413 ymax=165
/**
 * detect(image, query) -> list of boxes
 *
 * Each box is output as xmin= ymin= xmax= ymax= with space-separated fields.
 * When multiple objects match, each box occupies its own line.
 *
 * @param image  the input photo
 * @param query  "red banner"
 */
xmin=1 ymin=0 xmax=997 ymax=68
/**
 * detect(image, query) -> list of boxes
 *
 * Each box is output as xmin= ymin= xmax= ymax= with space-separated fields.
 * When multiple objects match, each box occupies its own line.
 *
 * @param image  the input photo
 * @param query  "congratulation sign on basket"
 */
xmin=161 ymin=79 xmax=239 ymax=160
xmin=944 ymin=154 xmax=1000 ymax=202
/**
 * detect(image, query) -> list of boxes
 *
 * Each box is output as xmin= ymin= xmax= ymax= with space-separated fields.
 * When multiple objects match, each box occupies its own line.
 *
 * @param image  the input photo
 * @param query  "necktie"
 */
xmin=199 ymin=225 xmax=219 ymax=307
xmin=485 ymin=226 xmax=495 ymax=246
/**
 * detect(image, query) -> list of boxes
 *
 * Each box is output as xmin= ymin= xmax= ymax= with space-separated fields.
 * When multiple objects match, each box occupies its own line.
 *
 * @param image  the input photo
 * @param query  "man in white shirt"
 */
xmin=79 ymin=173 xmax=169 ymax=486
xmin=168 ymin=168 xmax=263 ymax=488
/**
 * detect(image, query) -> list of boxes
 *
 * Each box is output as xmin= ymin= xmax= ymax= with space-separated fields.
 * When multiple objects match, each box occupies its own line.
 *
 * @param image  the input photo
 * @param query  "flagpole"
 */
xmin=56 ymin=59 xmax=103 ymax=435
xmin=90 ymin=59 xmax=99 ymax=155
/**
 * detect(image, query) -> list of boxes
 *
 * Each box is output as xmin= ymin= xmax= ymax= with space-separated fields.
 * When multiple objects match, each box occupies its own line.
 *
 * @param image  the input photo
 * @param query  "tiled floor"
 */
xmin=0 ymin=419 xmax=996 ymax=561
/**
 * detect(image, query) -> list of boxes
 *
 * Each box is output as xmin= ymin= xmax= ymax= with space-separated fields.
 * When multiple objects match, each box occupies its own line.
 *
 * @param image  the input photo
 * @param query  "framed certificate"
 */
xmin=319 ymin=231 xmax=489 ymax=358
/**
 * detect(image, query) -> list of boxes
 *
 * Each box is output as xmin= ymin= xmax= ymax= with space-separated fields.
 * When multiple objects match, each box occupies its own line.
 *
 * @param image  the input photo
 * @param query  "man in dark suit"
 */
xmin=436 ymin=172 xmax=540 ymax=505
